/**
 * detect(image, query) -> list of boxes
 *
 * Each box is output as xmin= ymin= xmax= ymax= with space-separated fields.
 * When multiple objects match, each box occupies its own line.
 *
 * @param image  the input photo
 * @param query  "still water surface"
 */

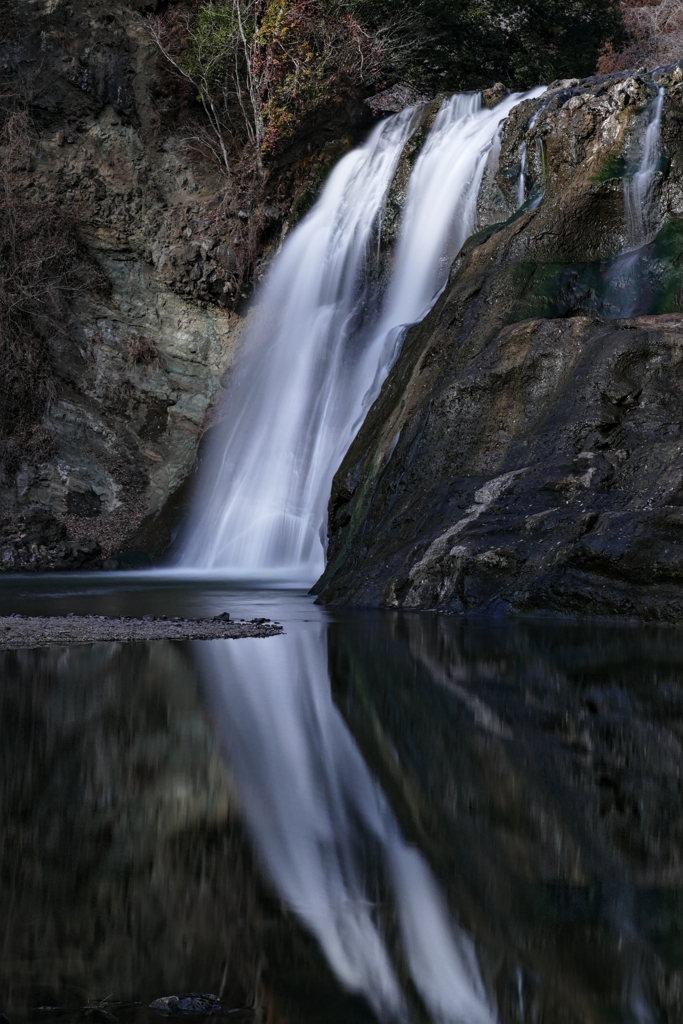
xmin=1 ymin=574 xmax=683 ymax=1024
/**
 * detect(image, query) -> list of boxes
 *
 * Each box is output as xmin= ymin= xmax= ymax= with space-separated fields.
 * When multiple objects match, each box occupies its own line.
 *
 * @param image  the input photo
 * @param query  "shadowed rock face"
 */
xmin=315 ymin=66 xmax=683 ymax=620
xmin=328 ymin=613 xmax=683 ymax=1024
xmin=0 ymin=0 xmax=369 ymax=569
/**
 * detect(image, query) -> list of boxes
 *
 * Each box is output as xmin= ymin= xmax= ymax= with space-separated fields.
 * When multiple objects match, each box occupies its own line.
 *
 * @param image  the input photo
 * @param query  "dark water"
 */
xmin=1 ymin=574 xmax=683 ymax=1024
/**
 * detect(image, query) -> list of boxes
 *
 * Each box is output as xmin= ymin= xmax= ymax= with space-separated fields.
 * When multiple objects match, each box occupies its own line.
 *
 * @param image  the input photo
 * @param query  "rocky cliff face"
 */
xmin=316 ymin=66 xmax=683 ymax=621
xmin=0 ymin=0 xmax=365 ymax=570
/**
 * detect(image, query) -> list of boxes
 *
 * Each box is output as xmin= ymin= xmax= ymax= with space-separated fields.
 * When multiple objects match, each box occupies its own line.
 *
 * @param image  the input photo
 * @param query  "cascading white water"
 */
xmin=179 ymin=108 xmax=418 ymax=577
xmin=197 ymin=627 xmax=496 ymax=1024
xmin=624 ymin=86 xmax=665 ymax=247
xmin=516 ymin=143 xmax=527 ymax=207
xmin=604 ymin=86 xmax=665 ymax=317
xmin=180 ymin=88 xmax=544 ymax=579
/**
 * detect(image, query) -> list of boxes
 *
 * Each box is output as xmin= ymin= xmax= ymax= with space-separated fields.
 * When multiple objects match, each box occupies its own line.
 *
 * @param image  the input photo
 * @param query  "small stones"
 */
xmin=0 ymin=614 xmax=282 ymax=649
xmin=149 ymin=994 xmax=221 ymax=1016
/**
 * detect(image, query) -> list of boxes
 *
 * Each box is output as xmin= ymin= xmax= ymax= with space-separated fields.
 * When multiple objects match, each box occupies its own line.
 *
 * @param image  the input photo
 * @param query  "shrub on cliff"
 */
xmin=149 ymin=0 xmax=627 ymax=175
xmin=147 ymin=0 xmax=389 ymax=171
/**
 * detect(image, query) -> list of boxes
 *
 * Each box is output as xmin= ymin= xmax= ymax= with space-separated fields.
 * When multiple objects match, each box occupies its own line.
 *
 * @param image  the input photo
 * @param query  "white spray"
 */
xmin=624 ymin=86 xmax=665 ymax=247
xmin=180 ymin=89 xmax=544 ymax=579
xmin=516 ymin=142 xmax=527 ymax=207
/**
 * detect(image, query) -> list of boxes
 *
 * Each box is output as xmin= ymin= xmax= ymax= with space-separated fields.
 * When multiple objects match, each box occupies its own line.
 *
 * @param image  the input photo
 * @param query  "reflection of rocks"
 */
xmin=329 ymin=614 xmax=683 ymax=1024
xmin=0 ymin=642 xmax=347 ymax=1019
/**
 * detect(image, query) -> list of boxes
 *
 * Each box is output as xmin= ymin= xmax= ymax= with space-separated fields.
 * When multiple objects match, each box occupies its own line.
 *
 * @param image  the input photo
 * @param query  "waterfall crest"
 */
xmin=180 ymin=89 xmax=543 ymax=579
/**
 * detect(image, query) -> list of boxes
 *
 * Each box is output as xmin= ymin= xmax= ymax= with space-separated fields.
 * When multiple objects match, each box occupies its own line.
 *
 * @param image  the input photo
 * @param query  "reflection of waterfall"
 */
xmin=180 ymin=88 xmax=543 ymax=579
xmin=197 ymin=629 xmax=496 ymax=1024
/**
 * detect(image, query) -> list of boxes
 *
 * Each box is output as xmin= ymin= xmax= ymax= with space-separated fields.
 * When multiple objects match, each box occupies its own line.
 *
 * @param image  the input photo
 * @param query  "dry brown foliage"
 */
xmin=599 ymin=0 xmax=683 ymax=72
xmin=125 ymin=333 xmax=162 ymax=368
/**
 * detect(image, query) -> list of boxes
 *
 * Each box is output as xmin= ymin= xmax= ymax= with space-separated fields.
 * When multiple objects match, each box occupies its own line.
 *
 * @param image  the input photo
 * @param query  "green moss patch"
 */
xmin=592 ymin=152 xmax=627 ymax=183
xmin=507 ymin=218 xmax=683 ymax=322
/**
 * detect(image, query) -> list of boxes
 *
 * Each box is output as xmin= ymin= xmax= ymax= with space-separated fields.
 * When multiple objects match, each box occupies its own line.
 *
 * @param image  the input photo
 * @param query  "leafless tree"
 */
xmin=145 ymin=2 xmax=267 ymax=176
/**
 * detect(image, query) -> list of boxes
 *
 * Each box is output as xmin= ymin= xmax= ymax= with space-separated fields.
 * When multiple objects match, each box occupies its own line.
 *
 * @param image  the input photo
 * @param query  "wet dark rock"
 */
xmin=317 ymin=66 xmax=683 ymax=623
xmin=481 ymin=81 xmax=509 ymax=108
xmin=149 ymin=995 xmax=221 ymax=1016
xmin=212 ymin=612 xmax=231 ymax=622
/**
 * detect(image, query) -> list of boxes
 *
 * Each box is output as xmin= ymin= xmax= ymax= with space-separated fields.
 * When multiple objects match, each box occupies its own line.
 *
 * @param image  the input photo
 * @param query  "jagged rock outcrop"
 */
xmin=0 ymin=0 xmax=366 ymax=570
xmin=316 ymin=66 xmax=683 ymax=621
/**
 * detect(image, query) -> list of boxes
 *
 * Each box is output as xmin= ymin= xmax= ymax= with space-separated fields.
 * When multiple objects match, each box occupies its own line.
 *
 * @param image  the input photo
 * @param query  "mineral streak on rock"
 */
xmin=316 ymin=65 xmax=683 ymax=622
xmin=0 ymin=615 xmax=282 ymax=649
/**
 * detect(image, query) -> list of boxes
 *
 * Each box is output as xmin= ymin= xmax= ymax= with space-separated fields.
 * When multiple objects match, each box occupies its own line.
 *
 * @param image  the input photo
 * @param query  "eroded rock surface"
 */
xmin=0 ymin=0 xmax=367 ymax=569
xmin=316 ymin=67 xmax=683 ymax=621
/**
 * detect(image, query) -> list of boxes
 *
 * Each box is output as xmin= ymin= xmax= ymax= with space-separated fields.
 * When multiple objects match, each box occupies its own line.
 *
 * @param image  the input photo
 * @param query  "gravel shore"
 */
xmin=0 ymin=614 xmax=283 ymax=649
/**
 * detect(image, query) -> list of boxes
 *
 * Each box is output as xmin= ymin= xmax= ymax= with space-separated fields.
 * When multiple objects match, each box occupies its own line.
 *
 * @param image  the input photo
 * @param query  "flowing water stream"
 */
xmin=604 ymin=86 xmax=666 ymax=317
xmin=179 ymin=89 xmax=544 ymax=578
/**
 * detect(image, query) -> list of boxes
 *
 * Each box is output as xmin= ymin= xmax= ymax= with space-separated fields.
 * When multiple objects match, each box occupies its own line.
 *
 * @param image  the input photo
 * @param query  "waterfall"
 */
xmin=624 ymin=86 xmax=665 ymax=247
xmin=604 ymin=87 xmax=665 ymax=317
xmin=178 ymin=108 xmax=418 ymax=578
xmin=516 ymin=142 xmax=527 ymax=207
xmin=197 ymin=629 xmax=497 ymax=1024
xmin=179 ymin=88 xmax=543 ymax=579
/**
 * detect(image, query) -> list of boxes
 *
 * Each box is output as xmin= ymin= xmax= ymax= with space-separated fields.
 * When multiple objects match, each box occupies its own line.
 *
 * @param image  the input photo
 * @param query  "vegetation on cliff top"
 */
xmin=149 ymin=0 xmax=628 ymax=175
xmin=599 ymin=1 xmax=683 ymax=72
